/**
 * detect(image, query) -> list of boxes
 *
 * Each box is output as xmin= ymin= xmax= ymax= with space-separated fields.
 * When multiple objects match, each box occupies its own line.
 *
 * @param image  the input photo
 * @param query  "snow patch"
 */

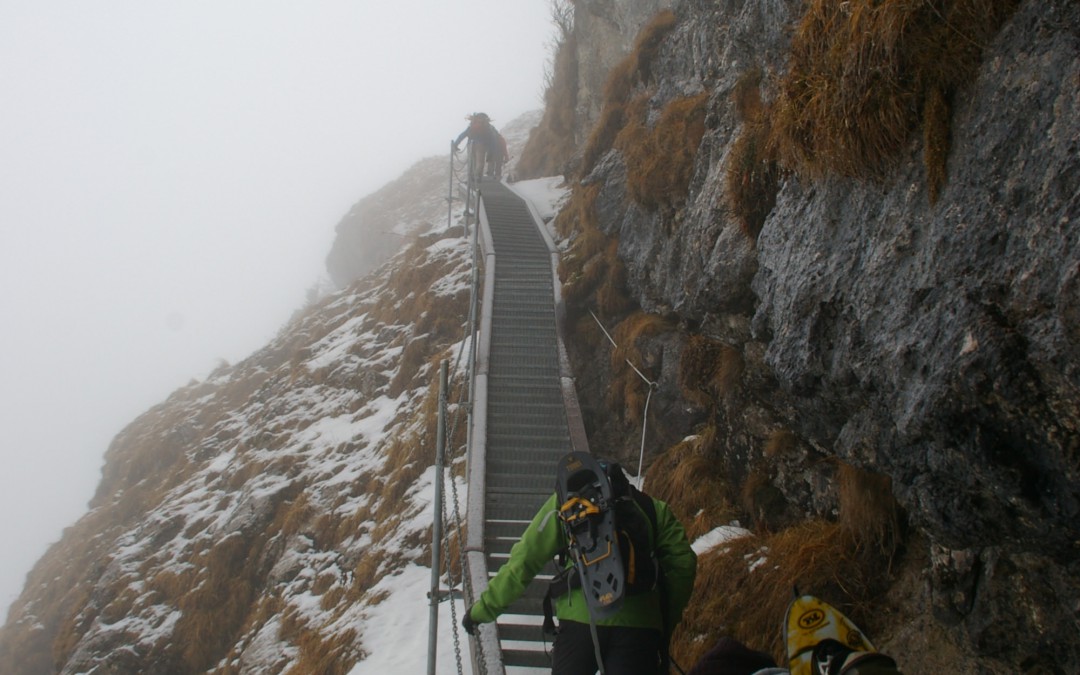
xmin=692 ymin=524 xmax=753 ymax=555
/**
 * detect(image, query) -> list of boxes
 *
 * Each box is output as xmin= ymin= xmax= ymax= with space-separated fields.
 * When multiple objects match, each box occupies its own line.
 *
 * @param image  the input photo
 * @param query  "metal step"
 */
xmin=486 ymin=439 xmax=570 ymax=455
xmin=488 ymin=408 xmax=567 ymax=428
xmin=487 ymin=453 xmax=564 ymax=471
xmin=493 ymin=284 xmax=553 ymax=294
xmin=486 ymin=372 xmax=563 ymax=386
xmin=501 ymin=648 xmax=552 ymax=669
xmin=497 ymin=622 xmax=551 ymax=643
xmin=484 ymin=520 xmax=531 ymax=539
xmin=484 ymin=499 xmax=552 ymax=519
xmin=489 ymin=348 xmax=559 ymax=359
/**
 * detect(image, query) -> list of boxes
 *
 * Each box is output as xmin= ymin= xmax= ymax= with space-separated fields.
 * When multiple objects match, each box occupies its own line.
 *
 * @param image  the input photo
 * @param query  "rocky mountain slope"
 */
xmin=0 ymin=154 xmax=485 ymax=673
xmin=521 ymin=0 xmax=1078 ymax=672
xmin=2 ymin=0 xmax=1077 ymax=673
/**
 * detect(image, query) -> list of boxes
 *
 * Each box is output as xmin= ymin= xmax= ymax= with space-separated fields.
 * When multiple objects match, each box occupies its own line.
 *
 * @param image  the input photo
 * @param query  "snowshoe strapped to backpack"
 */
xmin=547 ymin=452 xmax=659 ymax=626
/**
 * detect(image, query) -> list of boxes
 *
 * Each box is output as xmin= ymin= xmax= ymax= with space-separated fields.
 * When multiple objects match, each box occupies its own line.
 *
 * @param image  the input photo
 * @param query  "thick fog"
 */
xmin=0 ymin=1 xmax=554 ymax=615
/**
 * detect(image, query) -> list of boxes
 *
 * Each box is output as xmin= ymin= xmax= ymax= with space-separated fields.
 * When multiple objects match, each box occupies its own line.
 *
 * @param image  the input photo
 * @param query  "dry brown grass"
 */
xmin=284 ymin=618 xmax=358 ymax=675
xmin=632 ymin=9 xmax=678 ymax=85
xmin=771 ymin=0 xmax=1021 ymax=192
xmin=315 ymin=503 xmax=375 ymax=550
xmin=49 ymin=583 xmax=94 ymax=669
xmin=320 ymin=583 xmax=346 ymax=612
xmin=174 ymin=534 xmax=259 ymax=671
xmin=554 ymin=180 xmax=602 ymax=245
xmin=387 ymin=336 xmax=431 ymax=398
xmin=606 ymin=312 xmax=674 ymax=426
xmin=668 ymin=459 xmax=905 ymax=667
xmin=594 ymin=242 xmax=635 ymax=317
xmin=645 ymin=433 xmax=737 ymax=541
xmin=383 ymin=239 xmax=470 ymax=399
xmin=555 ymin=184 xmax=635 ymax=322
xmin=923 ymin=86 xmax=950 ymax=204
xmin=611 ymin=312 xmax=673 ymax=370
xmin=740 ymin=466 xmax=783 ymax=533
xmin=616 ymin=93 xmax=709 ymax=212
xmin=581 ymin=10 xmax=679 ymax=175
xmin=582 ymin=62 xmax=635 ymax=175
xmin=560 ymin=231 xmax=608 ymax=307
xmin=837 ymin=463 xmax=903 ymax=558
xmin=517 ymin=32 xmax=579 ymax=178
xmin=679 ymin=335 xmax=745 ymax=407
xmin=726 ymin=70 xmax=780 ymax=239
xmin=349 ymin=550 xmax=388 ymax=603
xmin=149 ymin=566 xmax=198 ymax=601
xmin=673 ymin=520 xmax=883 ymax=667
xmin=380 ymin=438 xmax=425 ymax=505
xmin=763 ymin=428 xmax=798 ymax=458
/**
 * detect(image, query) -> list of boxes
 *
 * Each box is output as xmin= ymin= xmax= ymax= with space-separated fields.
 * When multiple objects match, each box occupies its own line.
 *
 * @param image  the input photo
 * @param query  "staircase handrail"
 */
xmin=464 ymin=189 xmax=504 ymax=675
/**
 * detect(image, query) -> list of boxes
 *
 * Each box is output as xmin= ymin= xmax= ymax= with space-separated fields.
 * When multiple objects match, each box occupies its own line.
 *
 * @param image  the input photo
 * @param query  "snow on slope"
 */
xmin=2 ymin=160 xmax=572 ymax=674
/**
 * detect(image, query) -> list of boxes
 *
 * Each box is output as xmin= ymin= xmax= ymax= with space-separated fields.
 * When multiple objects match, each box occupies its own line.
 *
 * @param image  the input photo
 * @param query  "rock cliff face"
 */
xmin=573 ymin=0 xmax=675 ymax=127
xmin=552 ymin=0 xmax=1079 ymax=671
xmin=3 ymin=1 xmax=1076 ymax=672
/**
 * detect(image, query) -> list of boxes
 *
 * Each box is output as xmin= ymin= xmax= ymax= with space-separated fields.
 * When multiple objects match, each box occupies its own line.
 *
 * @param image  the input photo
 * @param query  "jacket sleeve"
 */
xmin=470 ymin=493 xmax=563 ymax=623
xmin=653 ymin=498 xmax=697 ymax=631
xmin=454 ymin=127 xmax=470 ymax=146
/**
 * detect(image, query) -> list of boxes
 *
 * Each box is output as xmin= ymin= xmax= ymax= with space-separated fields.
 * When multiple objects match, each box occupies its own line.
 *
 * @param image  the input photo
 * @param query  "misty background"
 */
xmin=0 ymin=1 xmax=553 ymax=615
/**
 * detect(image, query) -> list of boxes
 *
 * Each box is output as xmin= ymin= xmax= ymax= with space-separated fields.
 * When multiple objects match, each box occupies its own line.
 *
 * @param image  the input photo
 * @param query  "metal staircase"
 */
xmin=465 ymin=179 xmax=589 ymax=674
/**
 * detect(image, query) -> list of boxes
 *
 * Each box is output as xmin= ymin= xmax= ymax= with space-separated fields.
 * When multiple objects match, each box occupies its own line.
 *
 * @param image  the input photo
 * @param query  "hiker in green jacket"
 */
xmin=463 ymin=460 xmax=697 ymax=675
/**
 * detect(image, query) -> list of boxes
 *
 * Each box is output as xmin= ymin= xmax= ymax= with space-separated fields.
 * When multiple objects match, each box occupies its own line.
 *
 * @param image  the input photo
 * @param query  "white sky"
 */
xmin=0 ymin=0 xmax=554 ymax=617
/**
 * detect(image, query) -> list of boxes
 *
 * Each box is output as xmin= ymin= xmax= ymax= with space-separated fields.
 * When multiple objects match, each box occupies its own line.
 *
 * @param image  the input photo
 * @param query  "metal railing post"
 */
xmin=427 ymin=361 xmax=449 ymax=675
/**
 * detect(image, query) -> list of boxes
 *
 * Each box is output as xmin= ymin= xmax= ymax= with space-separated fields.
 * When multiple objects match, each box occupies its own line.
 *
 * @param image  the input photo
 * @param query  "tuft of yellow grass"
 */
xmin=679 ymin=335 xmax=745 ymax=407
xmin=645 ymin=433 xmax=737 ymax=540
xmin=726 ymin=71 xmax=780 ymax=239
xmin=837 ymin=462 xmax=903 ymax=559
xmin=763 ymin=428 xmax=798 ymax=458
xmin=771 ymin=0 xmax=1021 ymax=195
xmin=617 ymin=93 xmax=710 ymax=212
xmin=605 ymin=312 xmax=675 ymax=426
xmin=555 ymin=184 xmax=636 ymax=324
xmin=672 ymin=519 xmax=888 ymax=667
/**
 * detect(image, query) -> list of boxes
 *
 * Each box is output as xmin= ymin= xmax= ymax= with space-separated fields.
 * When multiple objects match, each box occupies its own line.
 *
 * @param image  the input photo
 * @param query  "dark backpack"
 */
xmin=603 ymin=461 xmax=660 ymax=596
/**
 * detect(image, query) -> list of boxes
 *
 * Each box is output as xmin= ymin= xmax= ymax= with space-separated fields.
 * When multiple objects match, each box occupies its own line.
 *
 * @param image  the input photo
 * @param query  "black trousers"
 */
xmin=551 ymin=620 xmax=664 ymax=675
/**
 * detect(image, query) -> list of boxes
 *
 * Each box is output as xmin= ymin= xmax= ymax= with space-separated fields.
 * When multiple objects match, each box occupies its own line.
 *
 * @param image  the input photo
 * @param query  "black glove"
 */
xmin=462 ymin=609 xmax=477 ymax=635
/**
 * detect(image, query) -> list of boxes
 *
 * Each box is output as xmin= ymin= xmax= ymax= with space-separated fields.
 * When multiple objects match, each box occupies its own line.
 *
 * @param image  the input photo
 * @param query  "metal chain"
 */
xmin=444 ymin=362 xmax=484 ymax=673
xmin=441 ymin=470 xmax=465 ymax=675
xmin=440 ymin=166 xmax=486 ymax=672
xmin=438 ymin=139 xmax=490 ymax=669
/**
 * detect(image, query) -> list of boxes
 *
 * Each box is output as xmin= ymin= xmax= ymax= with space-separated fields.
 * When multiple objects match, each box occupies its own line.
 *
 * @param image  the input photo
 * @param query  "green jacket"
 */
xmin=470 ymin=492 xmax=697 ymax=632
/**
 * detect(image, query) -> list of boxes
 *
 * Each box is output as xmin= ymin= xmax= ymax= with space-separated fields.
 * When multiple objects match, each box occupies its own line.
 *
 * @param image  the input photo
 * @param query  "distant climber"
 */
xmin=462 ymin=454 xmax=697 ymax=674
xmin=452 ymin=112 xmax=509 ymax=180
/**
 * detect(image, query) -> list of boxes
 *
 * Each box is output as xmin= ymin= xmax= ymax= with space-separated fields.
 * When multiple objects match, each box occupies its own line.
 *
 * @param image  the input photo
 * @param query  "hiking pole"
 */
xmin=449 ymin=140 xmax=461 ymax=239
xmin=570 ymin=547 xmax=607 ymax=675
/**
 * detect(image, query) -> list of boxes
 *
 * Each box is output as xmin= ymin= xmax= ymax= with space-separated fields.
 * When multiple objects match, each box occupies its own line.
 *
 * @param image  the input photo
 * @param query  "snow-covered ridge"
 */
xmin=3 ymin=193 xmax=478 ymax=673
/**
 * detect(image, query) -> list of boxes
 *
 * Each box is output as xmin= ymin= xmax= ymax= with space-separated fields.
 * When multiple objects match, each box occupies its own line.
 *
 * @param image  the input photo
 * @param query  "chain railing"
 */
xmin=427 ymin=139 xmax=496 ymax=675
